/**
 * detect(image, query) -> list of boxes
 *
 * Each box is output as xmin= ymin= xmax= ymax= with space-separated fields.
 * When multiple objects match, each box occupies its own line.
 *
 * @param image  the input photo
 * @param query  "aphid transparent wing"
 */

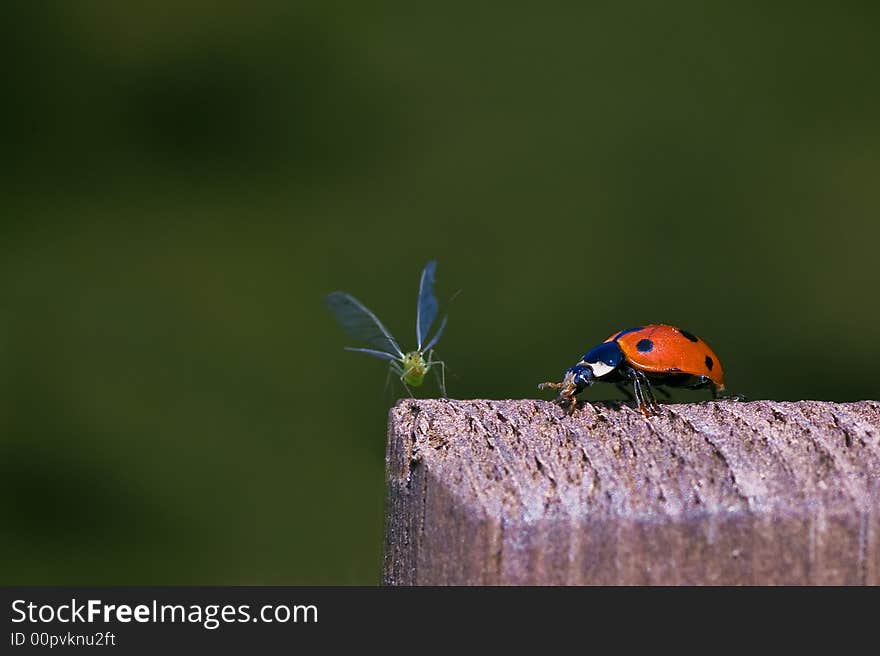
xmin=344 ymin=347 xmax=400 ymax=362
xmin=326 ymin=291 xmax=404 ymax=357
xmin=416 ymin=260 xmax=439 ymax=350
xmin=422 ymin=314 xmax=447 ymax=352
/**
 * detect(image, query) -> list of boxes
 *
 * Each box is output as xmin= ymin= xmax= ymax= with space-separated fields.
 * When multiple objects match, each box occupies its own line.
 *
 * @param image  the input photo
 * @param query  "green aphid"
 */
xmin=326 ymin=261 xmax=448 ymax=395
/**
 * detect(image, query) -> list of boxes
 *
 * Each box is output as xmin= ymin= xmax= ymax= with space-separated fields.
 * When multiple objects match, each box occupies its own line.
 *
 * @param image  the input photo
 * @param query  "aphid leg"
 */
xmin=398 ymin=375 xmax=416 ymax=399
xmin=383 ymin=364 xmax=394 ymax=396
xmin=387 ymin=361 xmax=406 ymax=398
xmin=426 ymin=350 xmax=448 ymax=398
xmin=433 ymin=361 xmax=448 ymax=398
xmin=394 ymin=362 xmax=417 ymax=399
xmin=431 ymin=363 xmax=448 ymax=398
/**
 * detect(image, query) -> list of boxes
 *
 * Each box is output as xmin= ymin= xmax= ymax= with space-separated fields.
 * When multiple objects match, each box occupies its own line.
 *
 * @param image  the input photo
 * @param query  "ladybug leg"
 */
xmin=620 ymin=366 xmax=657 ymax=416
xmin=619 ymin=366 xmax=644 ymax=413
xmin=642 ymin=379 xmax=660 ymax=414
xmin=538 ymin=379 xmax=578 ymax=413
xmin=633 ymin=380 xmax=648 ymax=416
xmin=716 ymin=386 xmax=748 ymax=402
xmin=632 ymin=377 xmax=651 ymax=416
xmin=686 ymin=376 xmax=737 ymax=402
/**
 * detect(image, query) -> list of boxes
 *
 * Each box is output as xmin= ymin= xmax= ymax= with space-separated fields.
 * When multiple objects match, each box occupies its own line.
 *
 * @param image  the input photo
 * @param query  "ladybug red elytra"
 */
xmin=539 ymin=324 xmax=729 ymax=416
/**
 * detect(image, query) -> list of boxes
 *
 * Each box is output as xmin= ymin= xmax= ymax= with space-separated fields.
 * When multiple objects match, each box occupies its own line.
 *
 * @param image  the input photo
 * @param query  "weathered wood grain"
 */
xmin=382 ymin=399 xmax=880 ymax=585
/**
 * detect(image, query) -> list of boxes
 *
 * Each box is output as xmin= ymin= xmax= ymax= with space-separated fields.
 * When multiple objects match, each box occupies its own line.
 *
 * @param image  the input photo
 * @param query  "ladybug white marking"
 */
xmin=579 ymin=359 xmax=616 ymax=378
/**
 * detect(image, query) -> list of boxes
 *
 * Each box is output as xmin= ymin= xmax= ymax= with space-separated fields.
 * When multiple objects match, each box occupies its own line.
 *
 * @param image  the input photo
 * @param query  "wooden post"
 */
xmin=383 ymin=399 xmax=880 ymax=585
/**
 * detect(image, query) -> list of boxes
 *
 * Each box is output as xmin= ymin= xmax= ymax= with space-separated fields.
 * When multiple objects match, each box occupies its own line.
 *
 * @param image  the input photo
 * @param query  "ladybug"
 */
xmin=539 ymin=324 xmax=728 ymax=416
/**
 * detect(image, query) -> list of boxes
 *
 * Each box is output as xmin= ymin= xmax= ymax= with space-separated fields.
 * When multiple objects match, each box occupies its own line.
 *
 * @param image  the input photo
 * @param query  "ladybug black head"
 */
xmin=565 ymin=364 xmax=594 ymax=391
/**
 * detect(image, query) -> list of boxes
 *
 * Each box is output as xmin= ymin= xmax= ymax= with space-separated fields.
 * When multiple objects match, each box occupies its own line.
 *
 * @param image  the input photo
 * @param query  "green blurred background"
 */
xmin=2 ymin=2 xmax=879 ymax=584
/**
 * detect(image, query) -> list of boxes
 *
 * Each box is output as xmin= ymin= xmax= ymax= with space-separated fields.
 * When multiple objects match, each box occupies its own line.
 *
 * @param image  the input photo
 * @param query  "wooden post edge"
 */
xmin=383 ymin=399 xmax=880 ymax=585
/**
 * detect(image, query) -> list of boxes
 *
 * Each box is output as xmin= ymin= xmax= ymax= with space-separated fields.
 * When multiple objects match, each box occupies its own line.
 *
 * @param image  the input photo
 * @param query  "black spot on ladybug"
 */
xmin=705 ymin=355 xmax=714 ymax=371
xmin=637 ymin=339 xmax=653 ymax=352
xmin=680 ymin=329 xmax=699 ymax=342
